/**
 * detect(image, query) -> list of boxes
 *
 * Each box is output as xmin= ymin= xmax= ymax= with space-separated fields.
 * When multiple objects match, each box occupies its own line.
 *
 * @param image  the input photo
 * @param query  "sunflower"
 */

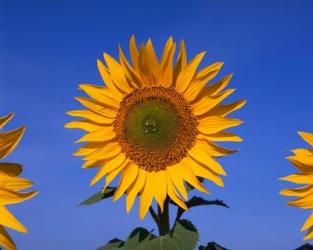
xmin=280 ymin=131 xmax=313 ymax=240
xmin=66 ymin=36 xmax=245 ymax=219
xmin=0 ymin=113 xmax=38 ymax=250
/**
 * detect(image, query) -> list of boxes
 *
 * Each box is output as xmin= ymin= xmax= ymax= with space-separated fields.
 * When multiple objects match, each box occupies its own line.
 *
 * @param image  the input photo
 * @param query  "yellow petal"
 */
xmin=280 ymin=174 xmax=313 ymax=184
xmin=200 ymin=131 xmax=242 ymax=142
xmin=302 ymin=213 xmax=313 ymax=232
xmin=192 ymin=89 xmax=235 ymax=116
xmin=165 ymin=174 xmax=187 ymax=210
xmin=73 ymin=143 xmax=103 ymax=157
xmin=196 ymin=138 xmax=237 ymax=157
xmin=206 ymin=100 xmax=247 ymax=117
xmin=79 ymin=84 xmax=121 ymax=108
xmin=184 ymin=63 xmax=224 ymax=102
xmin=97 ymin=59 xmax=114 ymax=88
xmin=139 ymin=173 xmax=153 ymax=220
xmin=82 ymin=159 xmax=105 ymax=169
xmin=118 ymin=46 xmax=143 ymax=88
xmin=180 ymin=163 xmax=209 ymax=193
xmin=0 ymin=175 xmax=33 ymax=192
xmin=197 ymin=62 xmax=224 ymax=81
xmin=65 ymin=120 xmax=102 ymax=132
xmin=160 ymin=37 xmax=176 ymax=87
xmin=126 ymin=169 xmax=146 ymax=213
xmin=0 ymin=189 xmax=38 ymax=205
xmin=0 ymin=113 xmax=14 ymax=130
xmin=97 ymin=59 xmax=125 ymax=98
xmin=67 ymin=110 xmax=114 ymax=124
xmin=166 ymin=166 xmax=188 ymax=200
xmin=83 ymin=142 xmax=121 ymax=161
xmin=304 ymin=226 xmax=313 ymax=240
xmin=0 ymin=127 xmax=25 ymax=160
xmin=76 ymin=127 xmax=115 ymax=143
xmin=173 ymin=40 xmax=187 ymax=82
xmin=288 ymin=155 xmax=313 ymax=168
xmin=145 ymin=39 xmax=160 ymax=76
xmin=175 ymin=51 xmax=206 ymax=93
xmin=75 ymin=97 xmax=117 ymax=118
xmin=0 ymin=163 xmax=22 ymax=177
xmin=0 ymin=225 xmax=16 ymax=250
xmin=288 ymin=157 xmax=313 ymax=173
xmin=292 ymin=148 xmax=313 ymax=157
xmin=160 ymin=37 xmax=174 ymax=67
xmin=190 ymin=74 xmax=232 ymax=103
xmin=299 ymin=131 xmax=313 ymax=147
xmin=129 ymin=35 xmax=139 ymax=69
xmin=103 ymin=53 xmax=133 ymax=93
xmin=138 ymin=41 xmax=160 ymax=86
xmin=153 ymin=171 xmax=167 ymax=212
xmin=188 ymin=142 xmax=226 ymax=175
xmin=90 ymin=153 xmax=126 ymax=185
xmin=280 ymin=185 xmax=313 ymax=197
xmin=198 ymin=116 xmax=243 ymax=135
xmin=182 ymin=157 xmax=224 ymax=187
xmin=287 ymin=193 xmax=313 ymax=209
xmin=113 ymin=163 xmax=139 ymax=201
xmin=0 ymin=206 xmax=27 ymax=233
xmin=103 ymin=160 xmax=128 ymax=191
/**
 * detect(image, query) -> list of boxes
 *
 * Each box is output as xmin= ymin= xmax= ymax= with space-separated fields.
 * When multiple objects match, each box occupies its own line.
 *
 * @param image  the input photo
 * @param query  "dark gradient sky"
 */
xmin=1 ymin=1 xmax=313 ymax=249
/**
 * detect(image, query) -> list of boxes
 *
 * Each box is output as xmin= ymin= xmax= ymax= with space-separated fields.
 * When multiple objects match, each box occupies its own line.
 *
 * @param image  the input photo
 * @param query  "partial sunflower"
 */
xmin=66 ymin=36 xmax=246 ymax=219
xmin=0 ymin=113 xmax=38 ymax=250
xmin=280 ymin=131 xmax=313 ymax=240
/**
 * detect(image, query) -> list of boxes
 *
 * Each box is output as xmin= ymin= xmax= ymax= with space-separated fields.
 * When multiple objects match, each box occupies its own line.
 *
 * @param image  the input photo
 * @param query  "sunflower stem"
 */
xmin=149 ymin=206 xmax=159 ymax=227
xmin=158 ymin=199 xmax=170 ymax=236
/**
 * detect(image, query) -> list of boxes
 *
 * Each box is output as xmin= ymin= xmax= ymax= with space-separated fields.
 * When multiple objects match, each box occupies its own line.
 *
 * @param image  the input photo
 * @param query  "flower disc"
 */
xmin=114 ymin=87 xmax=198 ymax=172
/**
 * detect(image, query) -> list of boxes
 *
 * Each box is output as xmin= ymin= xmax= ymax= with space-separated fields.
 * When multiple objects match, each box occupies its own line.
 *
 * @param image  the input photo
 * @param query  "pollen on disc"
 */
xmin=113 ymin=86 xmax=198 ymax=172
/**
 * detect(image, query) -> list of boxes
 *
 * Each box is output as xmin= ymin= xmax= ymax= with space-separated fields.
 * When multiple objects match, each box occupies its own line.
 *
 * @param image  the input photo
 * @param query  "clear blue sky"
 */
xmin=1 ymin=0 xmax=313 ymax=249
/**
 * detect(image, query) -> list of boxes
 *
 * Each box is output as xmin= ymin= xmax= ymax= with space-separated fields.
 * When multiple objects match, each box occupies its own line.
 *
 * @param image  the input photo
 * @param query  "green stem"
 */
xmin=158 ymin=199 xmax=170 ymax=236
xmin=149 ymin=206 xmax=159 ymax=227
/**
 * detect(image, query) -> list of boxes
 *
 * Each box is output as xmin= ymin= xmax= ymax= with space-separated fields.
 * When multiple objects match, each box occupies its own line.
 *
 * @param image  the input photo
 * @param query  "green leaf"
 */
xmin=96 ymin=228 xmax=154 ymax=250
xmin=175 ymin=196 xmax=229 ymax=222
xmin=96 ymin=238 xmax=125 ymax=250
xmin=294 ymin=243 xmax=313 ymax=250
xmin=124 ymin=227 xmax=155 ymax=249
xmin=198 ymin=241 xmax=229 ymax=250
xmin=79 ymin=187 xmax=116 ymax=206
xmin=97 ymin=220 xmax=198 ymax=250
xmin=187 ymin=197 xmax=229 ymax=209
xmin=137 ymin=219 xmax=199 ymax=250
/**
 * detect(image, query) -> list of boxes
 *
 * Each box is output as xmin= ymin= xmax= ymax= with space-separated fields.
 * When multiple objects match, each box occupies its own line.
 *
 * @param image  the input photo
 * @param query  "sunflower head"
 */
xmin=280 ymin=131 xmax=313 ymax=240
xmin=66 ymin=36 xmax=245 ymax=219
xmin=0 ymin=113 xmax=38 ymax=250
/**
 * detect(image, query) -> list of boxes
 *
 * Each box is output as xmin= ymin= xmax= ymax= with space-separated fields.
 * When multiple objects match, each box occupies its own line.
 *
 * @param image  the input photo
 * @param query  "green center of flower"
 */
xmin=114 ymin=86 xmax=198 ymax=172
xmin=125 ymin=98 xmax=178 ymax=150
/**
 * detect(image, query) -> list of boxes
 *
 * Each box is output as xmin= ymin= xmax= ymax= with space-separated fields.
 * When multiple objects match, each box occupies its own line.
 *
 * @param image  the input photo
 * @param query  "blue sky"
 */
xmin=1 ymin=0 xmax=313 ymax=249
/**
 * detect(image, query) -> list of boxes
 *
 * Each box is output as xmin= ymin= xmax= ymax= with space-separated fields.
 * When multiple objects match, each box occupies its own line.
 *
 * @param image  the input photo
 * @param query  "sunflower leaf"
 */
xmin=198 ymin=241 xmax=230 ymax=250
xmin=96 ymin=238 xmax=125 ymax=250
xmin=186 ymin=197 xmax=229 ymax=209
xmin=79 ymin=187 xmax=116 ymax=206
xmin=174 ymin=196 xmax=229 ymax=222
xmin=124 ymin=227 xmax=155 ymax=249
xmin=98 ymin=220 xmax=199 ymax=250
xmin=294 ymin=243 xmax=313 ymax=250
xmin=134 ymin=219 xmax=199 ymax=250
